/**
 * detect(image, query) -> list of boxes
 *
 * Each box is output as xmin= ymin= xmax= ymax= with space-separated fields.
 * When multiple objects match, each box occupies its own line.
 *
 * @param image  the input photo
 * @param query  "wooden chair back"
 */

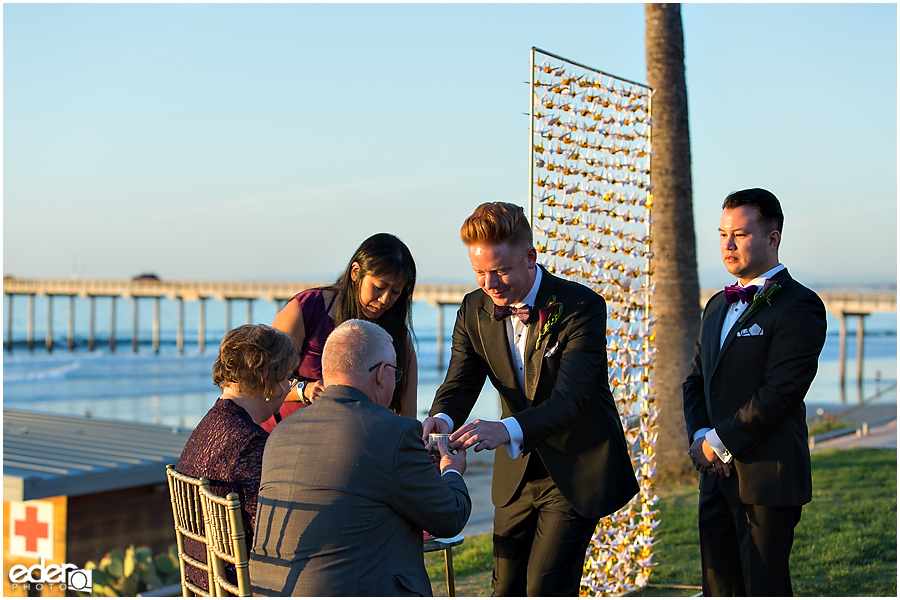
xmin=165 ymin=465 xmax=214 ymax=597
xmin=198 ymin=483 xmax=252 ymax=597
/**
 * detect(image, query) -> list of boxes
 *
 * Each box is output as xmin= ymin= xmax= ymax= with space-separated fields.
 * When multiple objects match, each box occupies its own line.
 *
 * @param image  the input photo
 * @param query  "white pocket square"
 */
xmin=544 ymin=341 xmax=560 ymax=358
xmin=737 ymin=323 xmax=764 ymax=337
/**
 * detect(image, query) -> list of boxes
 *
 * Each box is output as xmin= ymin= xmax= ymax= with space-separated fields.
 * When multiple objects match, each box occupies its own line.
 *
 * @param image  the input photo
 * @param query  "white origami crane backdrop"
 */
xmin=529 ymin=47 xmax=659 ymax=596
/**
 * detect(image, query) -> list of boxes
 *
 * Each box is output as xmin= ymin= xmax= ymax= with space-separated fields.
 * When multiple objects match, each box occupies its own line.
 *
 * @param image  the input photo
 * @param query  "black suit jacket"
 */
xmin=430 ymin=266 xmax=638 ymax=521
xmin=683 ymin=269 xmax=827 ymax=506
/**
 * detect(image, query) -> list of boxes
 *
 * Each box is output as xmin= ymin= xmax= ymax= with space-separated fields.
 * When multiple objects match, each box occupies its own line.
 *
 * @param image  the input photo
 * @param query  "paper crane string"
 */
xmin=530 ymin=49 xmax=656 ymax=596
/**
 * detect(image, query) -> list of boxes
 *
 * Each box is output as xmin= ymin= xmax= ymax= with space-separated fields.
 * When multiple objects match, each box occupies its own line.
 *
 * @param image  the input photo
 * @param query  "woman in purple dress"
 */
xmin=261 ymin=233 xmax=418 ymax=432
xmin=176 ymin=324 xmax=299 ymax=593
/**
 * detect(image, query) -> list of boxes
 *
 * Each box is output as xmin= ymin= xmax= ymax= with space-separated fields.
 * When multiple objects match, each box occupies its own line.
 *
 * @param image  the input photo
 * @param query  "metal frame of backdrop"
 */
xmin=529 ymin=47 xmax=658 ymax=595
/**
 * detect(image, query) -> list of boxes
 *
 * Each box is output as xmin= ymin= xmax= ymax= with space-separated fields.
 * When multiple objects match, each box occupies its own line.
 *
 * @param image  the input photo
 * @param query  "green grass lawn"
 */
xmin=427 ymin=447 xmax=897 ymax=597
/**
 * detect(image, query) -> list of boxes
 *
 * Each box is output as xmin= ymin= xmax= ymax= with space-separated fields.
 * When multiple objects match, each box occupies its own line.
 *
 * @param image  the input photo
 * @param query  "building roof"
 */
xmin=3 ymin=410 xmax=193 ymax=501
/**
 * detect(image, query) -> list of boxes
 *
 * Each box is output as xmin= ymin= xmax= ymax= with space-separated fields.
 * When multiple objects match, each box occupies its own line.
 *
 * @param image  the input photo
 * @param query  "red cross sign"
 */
xmin=8 ymin=501 xmax=54 ymax=559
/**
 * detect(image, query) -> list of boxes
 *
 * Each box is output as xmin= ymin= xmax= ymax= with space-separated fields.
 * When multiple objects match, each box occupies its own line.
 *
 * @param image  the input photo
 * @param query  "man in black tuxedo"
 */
xmin=683 ymin=188 xmax=827 ymax=596
xmin=422 ymin=202 xmax=638 ymax=596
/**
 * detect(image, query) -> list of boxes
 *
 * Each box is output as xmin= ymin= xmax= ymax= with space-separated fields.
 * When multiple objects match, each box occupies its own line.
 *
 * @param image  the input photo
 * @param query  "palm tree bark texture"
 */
xmin=645 ymin=3 xmax=700 ymax=479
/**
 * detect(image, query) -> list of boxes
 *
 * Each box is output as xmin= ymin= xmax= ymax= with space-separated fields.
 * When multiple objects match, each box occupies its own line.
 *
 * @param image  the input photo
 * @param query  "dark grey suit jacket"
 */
xmin=683 ymin=269 xmax=827 ymax=506
xmin=249 ymin=385 xmax=471 ymax=597
xmin=430 ymin=266 xmax=638 ymax=521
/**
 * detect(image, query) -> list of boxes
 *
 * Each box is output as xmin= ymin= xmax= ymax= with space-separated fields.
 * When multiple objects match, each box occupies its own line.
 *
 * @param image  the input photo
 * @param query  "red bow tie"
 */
xmin=493 ymin=304 xmax=532 ymax=323
xmin=724 ymin=284 xmax=758 ymax=306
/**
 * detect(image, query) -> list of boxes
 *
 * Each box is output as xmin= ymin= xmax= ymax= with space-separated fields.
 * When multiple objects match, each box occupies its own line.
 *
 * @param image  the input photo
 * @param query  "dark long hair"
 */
xmin=331 ymin=233 xmax=416 ymax=413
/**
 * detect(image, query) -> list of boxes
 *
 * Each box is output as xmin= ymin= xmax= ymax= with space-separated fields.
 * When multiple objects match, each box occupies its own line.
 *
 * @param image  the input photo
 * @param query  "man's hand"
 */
xmin=688 ymin=437 xmax=731 ymax=478
xmin=451 ymin=419 xmax=510 ymax=452
xmin=688 ymin=437 xmax=712 ymax=469
xmin=437 ymin=437 xmax=467 ymax=476
xmin=305 ymin=379 xmax=325 ymax=402
xmin=422 ymin=416 xmax=450 ymax=454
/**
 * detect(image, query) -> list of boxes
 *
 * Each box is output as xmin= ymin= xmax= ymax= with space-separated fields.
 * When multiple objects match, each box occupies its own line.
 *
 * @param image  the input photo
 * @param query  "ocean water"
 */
xmin=2 ymin=295 xmax=896 ymax=428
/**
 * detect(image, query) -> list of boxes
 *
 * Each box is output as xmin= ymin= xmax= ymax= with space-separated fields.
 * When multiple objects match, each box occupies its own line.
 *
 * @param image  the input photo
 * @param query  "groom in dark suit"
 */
xmin=683 ymin=188 xmax=827 ymax=596
xmin=423 ymin=202 xmax=638 ymax=596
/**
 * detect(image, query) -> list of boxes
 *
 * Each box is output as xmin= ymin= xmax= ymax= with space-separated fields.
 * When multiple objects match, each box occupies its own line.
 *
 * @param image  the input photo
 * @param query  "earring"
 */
xmin=264 ymin=397 xmax=270 ymax=402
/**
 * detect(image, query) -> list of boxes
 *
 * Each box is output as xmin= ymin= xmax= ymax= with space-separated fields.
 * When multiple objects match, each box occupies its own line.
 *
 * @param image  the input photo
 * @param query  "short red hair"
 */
xmin=460 ymin=202 xmax=532 ymax=248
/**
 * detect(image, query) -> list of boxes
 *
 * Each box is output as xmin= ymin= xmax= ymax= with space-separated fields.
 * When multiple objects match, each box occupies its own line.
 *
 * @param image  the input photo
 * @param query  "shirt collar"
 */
xmin=739 ymin=263 xmax=785 ymax=288
xmin=515 ymin=266 xmax=542 ymax=308
xmin=320 ymin=384 xmax=372 ymax=404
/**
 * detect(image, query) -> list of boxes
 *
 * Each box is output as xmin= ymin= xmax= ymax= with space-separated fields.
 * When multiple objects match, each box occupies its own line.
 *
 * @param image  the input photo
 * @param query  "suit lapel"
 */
xmin=523 ymin=268 xmax=555 ymax=400
xmin=714 ymin=314 xmax=740 ymax=374
xmin=711 ymin=268 xmax=793 ymax=374
xmin=705 ymin=297 xmax=728 ymax=375
xmin=475 ymin=301 xmax=519 ymax=392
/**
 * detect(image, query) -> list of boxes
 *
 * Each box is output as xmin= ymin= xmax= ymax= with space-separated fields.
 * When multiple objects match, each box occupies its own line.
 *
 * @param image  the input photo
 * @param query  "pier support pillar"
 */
xmin=856 ymin=313 xmax=866 ymax=386
xmin=247 ymin=298 xmax=253 ymax=325
xmin=46 ymin=295 xmax=53 ymax=352
xmin=153 ymin=297 xmax=161 ymax=354
xmin=838 ymin=314 xmax=847 ymax=386
xmin=225 ymin=298 xmax=231 ymax=333
xmin=839 ymin=311 xmax=869 ymax=388
xmin=5 ymin=294 xmax=13 ymax=352
xmin=110 ymin=296 xmax=117 ymax=352
xmin=27 ymin=294 xmax=35 ymax=352
xmin=198 ymin=298 xmax=206 ymax=353
xmin=132 ymin=297 xmax=139 ymax=353
xmin=68 ymin=295 xmax=75 ymax=351
xmin=88 ymin=296 xmax=96 ymax=351
xmin=177 ymin=297 xmax=184 ymax=354
xmin=436 ymin=303 xmax=445 ymax=369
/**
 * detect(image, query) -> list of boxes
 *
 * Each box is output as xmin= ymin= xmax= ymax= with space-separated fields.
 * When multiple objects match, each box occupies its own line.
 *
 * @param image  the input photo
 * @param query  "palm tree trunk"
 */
xmin=645 ymin=3 xmax=700 ymax=479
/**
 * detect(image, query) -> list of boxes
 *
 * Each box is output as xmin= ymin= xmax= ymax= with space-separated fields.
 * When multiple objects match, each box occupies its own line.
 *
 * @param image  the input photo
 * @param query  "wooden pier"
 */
xmin=3 ymin=278 xmax=895 ymax=378
xmin=1 ymin=277 xmax=472 ymax=363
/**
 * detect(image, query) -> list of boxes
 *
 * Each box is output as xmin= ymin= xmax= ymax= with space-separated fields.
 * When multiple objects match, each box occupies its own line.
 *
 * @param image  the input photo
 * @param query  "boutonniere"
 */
xmin=736 ymin=280 xmax=782 ymax=326
xmin=535 ymin=296 xmax=563 ymax=349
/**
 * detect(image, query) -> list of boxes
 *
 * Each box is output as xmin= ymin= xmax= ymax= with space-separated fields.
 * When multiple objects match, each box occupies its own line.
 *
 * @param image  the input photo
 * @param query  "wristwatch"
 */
xmin=296 ymin=380 xmax=313 ymax=405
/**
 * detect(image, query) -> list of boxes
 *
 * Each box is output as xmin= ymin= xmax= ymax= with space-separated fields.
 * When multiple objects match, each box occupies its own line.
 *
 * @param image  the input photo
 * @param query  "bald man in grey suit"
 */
xmin=249 ymin=320 xmax=471 ymax=597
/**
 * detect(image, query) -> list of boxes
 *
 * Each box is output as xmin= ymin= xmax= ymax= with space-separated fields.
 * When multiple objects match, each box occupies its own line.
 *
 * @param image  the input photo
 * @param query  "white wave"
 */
xmin=3 ymin=361 xmax=81 ymax=382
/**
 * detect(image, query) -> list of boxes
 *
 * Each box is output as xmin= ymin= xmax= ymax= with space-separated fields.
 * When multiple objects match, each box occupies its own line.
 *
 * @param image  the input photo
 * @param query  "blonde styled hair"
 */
xmin=212 ymin=324 xmax=300 ymax=399
xmin=460 ymin=202 xmax=532 ymax=248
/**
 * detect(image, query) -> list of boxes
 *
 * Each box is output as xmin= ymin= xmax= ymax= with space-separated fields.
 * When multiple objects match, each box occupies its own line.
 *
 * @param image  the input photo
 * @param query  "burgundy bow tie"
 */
xmin=724 ymin=284 xmax=758 ymax=306
xmin=493 ymin=304 xmax=532 ymax=323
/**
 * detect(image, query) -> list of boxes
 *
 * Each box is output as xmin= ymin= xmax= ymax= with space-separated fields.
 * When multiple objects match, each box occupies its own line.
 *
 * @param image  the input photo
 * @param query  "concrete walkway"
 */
xmin=810 ymin=418 xmax=897 ymax=452
xmin=808 ymin=397 xmax=897 ymax=452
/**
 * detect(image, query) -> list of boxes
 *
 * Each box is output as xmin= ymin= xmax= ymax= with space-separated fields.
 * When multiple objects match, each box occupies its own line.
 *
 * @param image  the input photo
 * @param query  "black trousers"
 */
xmin=491 ymin=459 xmax=598 ymax=596
xmin=699 ymin=485 xmax=803 ymax=596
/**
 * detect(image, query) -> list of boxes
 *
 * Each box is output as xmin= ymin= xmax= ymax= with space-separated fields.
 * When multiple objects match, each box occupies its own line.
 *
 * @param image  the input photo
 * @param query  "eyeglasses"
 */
xmin=368 ymin=362 xmax=403 ymax=383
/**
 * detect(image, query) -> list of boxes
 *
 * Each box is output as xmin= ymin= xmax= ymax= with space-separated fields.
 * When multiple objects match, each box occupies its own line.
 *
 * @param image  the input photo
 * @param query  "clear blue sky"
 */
xmin=3 ymin=3 xmax=897 ymax=289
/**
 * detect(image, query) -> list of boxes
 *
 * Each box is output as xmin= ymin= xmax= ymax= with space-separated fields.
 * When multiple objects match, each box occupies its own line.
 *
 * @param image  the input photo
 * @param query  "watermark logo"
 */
xmin=8 ymin=556 xmax=92 ymax=593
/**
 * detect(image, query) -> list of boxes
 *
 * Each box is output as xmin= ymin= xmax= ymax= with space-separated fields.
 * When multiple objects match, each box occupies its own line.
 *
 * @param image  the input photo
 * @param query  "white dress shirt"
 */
xmin=695 ymin=264 xmax=785 ymax=463
xmin=436 ymin=267 xmax=542 ymax=459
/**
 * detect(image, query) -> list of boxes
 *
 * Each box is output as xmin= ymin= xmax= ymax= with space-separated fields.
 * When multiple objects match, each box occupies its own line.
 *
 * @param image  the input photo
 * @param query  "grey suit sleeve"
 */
xmin=388 ymin=420 xmax=471 ymax=538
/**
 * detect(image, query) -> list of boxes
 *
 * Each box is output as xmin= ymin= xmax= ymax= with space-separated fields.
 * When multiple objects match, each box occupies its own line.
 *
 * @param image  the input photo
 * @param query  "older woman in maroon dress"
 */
xmin=176 ymin=324 xmax=299 ymax=593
